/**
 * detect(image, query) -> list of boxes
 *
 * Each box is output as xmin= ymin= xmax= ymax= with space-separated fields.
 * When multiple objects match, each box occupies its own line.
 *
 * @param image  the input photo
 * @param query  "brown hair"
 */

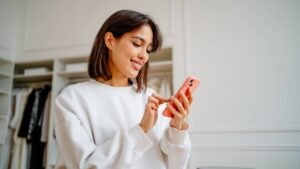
xmin=88 ymin=10 xmax=162 ymax=92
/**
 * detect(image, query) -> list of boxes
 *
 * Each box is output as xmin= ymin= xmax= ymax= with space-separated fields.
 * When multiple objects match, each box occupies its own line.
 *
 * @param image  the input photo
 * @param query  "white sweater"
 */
xmin=54 ymin=79 xmax=191 ymax=169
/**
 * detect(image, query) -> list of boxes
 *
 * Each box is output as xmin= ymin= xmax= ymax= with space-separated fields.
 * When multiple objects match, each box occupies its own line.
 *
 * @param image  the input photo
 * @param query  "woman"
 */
xmin=54 ymin=10 xmax=193 ymax=169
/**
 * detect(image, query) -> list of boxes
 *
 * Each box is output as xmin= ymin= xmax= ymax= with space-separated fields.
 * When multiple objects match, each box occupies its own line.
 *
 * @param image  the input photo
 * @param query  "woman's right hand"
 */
xmin=139 ymin=93 xmax=169 ymax=133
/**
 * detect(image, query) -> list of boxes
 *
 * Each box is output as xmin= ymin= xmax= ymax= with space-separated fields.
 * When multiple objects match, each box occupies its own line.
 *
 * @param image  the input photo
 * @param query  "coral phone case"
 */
xmin=162 ymin=76 xmax=200 ymax=118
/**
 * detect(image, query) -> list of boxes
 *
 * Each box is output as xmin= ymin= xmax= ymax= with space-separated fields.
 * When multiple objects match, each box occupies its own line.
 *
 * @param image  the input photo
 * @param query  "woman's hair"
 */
xmin=88 ymin=9 xmax=163 ymax=92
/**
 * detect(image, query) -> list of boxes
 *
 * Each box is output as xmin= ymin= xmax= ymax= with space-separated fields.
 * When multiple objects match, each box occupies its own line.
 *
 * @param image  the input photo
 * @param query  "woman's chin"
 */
xmin=126 ymin=73 xmax=138 ymax=79
xmin=129 ymin=75 xmax=138 ymax=79
xmin=126 ymin=71 xmax=140 ymax=79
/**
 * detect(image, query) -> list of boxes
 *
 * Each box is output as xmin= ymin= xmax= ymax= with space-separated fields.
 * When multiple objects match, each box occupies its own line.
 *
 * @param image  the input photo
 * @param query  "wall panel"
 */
xmin=19 ymin=0 xmax=174 ymax=60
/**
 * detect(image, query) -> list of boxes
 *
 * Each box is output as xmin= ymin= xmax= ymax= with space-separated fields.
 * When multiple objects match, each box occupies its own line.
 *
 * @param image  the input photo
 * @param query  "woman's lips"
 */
xmin=131 ymin=59 xmax=142 ymax=71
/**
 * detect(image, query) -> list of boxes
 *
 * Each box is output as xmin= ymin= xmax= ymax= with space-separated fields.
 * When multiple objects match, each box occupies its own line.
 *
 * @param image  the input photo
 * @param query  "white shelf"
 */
xmin=0 ymin=57 xmax=12 ymax=141
xmin=14 ymin=60 xmax=53 ymax=76
xmin=149 ymin=60 xmax=172 ymax=73
xmin=57 ymin=71 xmax=88 ymax=79
xmin=0 ymin=71 xmax=12 ymax=78
xmin=150 ymin=60 xmax=172 ymax=67
xmin=14 ymin=72 xmax=53 ymax=83
xmin=59 ymin=56 xmax=88 ymax=63
xmin=0 ymin=58 xmax=14 ymax=78
xmin=149 ymin=47 xmax=172 ymax=62
xmin=56 ymin=56 xmax=88 ymax=73
xmin=0 ymin=89 xmax=9 ymax=95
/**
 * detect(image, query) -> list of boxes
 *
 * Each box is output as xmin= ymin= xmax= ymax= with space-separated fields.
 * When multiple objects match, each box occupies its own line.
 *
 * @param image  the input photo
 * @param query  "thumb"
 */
xmin=152 ymin=93 xmax=170 ymax=104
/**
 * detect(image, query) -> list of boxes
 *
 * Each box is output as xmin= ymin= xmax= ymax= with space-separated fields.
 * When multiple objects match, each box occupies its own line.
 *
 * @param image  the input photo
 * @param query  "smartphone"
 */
xmin=162 ymin=76 xmax=200 ymax=118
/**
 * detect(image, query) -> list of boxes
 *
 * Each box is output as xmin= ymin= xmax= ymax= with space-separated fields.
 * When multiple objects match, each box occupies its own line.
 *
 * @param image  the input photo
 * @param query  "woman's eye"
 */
xmin=132 ymin=42 xmax=140 ymax=47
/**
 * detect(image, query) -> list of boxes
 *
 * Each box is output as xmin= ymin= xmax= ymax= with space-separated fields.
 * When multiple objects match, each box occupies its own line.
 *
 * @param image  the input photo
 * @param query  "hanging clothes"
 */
xmin=39 ymin=94 xmax=51 ymax=168
xmin=17 ymin=88 xmax=37 ymax=139
xmin=18 ymin=86 xmax=51 ymax=140
xmin=41 ymin=93 xmax=51 ymax=142
xmin=1 ymin=89 xmax=15 ymax=169
xmin=29 ymin=85 xmax=51 ymax=169
xmin=16 ymin=85 xmax=51 ymax=169
xmin=9 ymin=89 xmax=31 ymax=169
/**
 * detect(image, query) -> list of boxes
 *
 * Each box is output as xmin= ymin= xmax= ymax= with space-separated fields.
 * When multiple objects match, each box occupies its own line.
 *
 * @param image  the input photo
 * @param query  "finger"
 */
xmin=167 ymin=103 xmax=182 ymax=118
xmin=148 ymin=102 xmax=157 ymax=111
xmin=152 ymin=93 xmax=170 ymax=103
xmin=186 ymin=87 xmax=193 ymax=104
xmin=170 ymin=96 xmax=187 ymax=116
xmin=149 ymin=95 xmax=159 ymax=106
xmin=151 ymin=102 xmax=158 ymax=110
xmin=151 ymin=105 xmax=157 ymax=111
xmin=179 ymin=91 xmax=190 ymax=112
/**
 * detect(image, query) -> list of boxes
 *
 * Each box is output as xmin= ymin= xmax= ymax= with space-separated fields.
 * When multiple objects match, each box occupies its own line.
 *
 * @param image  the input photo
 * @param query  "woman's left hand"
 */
xmin=168 ymin=87 xmax=193 ymax=130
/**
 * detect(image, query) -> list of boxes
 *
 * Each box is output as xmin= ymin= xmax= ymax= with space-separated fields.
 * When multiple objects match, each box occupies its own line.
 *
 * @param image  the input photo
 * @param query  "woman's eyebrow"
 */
xmin=131 ymin=36 xmax=144 ymax=42
xmin=132 ymin=36 xmax=153 ymax=46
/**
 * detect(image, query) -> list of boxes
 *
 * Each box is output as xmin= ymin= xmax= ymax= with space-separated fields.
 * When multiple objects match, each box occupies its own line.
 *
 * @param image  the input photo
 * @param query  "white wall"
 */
xmin=0 ymin=0 xmax=19 ymax=61
xmin=185 ymin=0 xmax=300 ymax=169
xmin=16 ymin=0 xmax=180 ymax=61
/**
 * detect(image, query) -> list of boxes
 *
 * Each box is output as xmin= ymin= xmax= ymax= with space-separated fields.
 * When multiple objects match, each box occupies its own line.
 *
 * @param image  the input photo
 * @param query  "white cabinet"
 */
xmin=0 ymin=57 xmax=14 ymax=142
xmin=13 ymin=60 xmax=53 ymax=83
xmin=0 ymin=57 xmax=14 ymax=168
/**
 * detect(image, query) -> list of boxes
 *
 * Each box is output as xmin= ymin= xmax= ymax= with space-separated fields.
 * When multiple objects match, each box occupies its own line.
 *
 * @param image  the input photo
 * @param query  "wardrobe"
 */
xmin=0 ymin=57 xmax=14 ymax=169
xmin=0 ymin=47 xmax=173 ymax=169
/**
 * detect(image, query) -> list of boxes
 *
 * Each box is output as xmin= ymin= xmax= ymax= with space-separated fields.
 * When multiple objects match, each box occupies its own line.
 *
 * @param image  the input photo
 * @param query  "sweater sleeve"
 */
xmin=54 ymin=92 xmax=153 ymax=169
xmin=159 ymin=116 xmax=191 ymax=169
xmin=145 ymin=88 xmax=191 ymax=169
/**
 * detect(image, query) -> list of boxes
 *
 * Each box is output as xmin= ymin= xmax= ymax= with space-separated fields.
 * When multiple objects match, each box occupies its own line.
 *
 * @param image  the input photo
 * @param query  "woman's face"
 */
xmin=106 ymin=24 xmax=153 ymax=79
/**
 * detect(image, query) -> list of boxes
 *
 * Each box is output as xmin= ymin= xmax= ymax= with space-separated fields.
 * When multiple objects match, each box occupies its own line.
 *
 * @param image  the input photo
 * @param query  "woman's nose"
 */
xmin=138 ymin=49 xmax=149 ymax=60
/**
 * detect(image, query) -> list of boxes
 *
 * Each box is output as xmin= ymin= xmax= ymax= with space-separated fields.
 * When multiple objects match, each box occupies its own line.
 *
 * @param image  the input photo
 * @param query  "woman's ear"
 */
xmin=104 ymin=32 xmax=115 ymax=50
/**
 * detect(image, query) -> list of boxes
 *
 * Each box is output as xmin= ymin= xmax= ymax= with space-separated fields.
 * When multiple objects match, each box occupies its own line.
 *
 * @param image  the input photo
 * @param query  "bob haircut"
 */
xmin=88 ymin=10 xmax=163 ymax=92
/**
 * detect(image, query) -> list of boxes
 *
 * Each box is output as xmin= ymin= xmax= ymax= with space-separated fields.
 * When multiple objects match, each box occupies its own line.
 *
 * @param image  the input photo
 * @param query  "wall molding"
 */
xmin=190 ymin=126 xmax=300 ymax=133
xmin=22 ymin=43 xmax=90 ymax=53
xmin=192 ymin=145 xmax=300 ymax=152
